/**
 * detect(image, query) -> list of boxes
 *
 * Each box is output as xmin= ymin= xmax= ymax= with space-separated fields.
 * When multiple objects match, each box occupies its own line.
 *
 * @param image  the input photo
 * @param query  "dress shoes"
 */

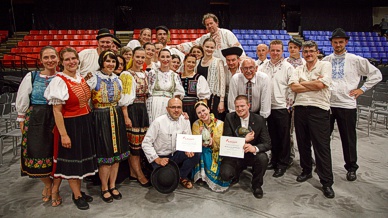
xmin=109 ymin=187 xmax=122 ymax=200
xmin=346 ymin=171 xmax=357 ymax=181
xmin=267 ymin=162 xmax=274 ymax=170
xmin=322 ymin=186 xmax=335 ymax=198
xmin=72 ymin=195 xmax=89 ymax=210
xmin=101 ymin=190 xmax=113 ymax=203
xmin=272 ymin=168 xmax=286 ymax=178
xmin=253 ymin=187 xmax=263 ymax=199
xmin=81 ymin=191 xmax=93 ymax=202
xmin=137 ymin=179 xmax=152 ymax=187
xmin=296 ymin=173 xmax=312 ymax=182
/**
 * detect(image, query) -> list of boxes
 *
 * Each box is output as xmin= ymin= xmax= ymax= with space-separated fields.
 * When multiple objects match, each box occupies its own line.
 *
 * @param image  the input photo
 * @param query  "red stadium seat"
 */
xmin=22 ymin=47 xmax=33 ymax=53
xmin=30 ymin=30 xmax=39 ymax=35
xmin=39 ymin=41 xmax=49 ymax=46
xmin=82 ymin=35 xmax=93 ymax=40
xmin=180 ymin=34 xmax=190 ymax=39
xmin=43 ymin=35 xmax=53 ymax=40
xmin=197 ymin=29 xmax=206 ymax=34
xmin=58 ymin=30 xmax=67 ymax=34
xmin=134 ymin=29 xmax=141 ymax=34
xmin=77 ymin=30 xmax=86 ymax=34
xmin=151 ymin=29 xmax=156 ymax=34
xmin=53 ymin=35 xmax=64 ymax=40
xmin=187 ymin=29 xmax=196 ymax=34
xmin=152 ymin=34 xmax=156 ymax=40
xmin=170 ymin=40 xmax=181 ymax=45
xmin=190 ymin=34 xmax=198 ymax=39
xmin=70 ymin=41 xmax=80 ymax=46
xmin=178 ymin=29 xmax=187 ymax=34
xmin=28 ymin=41 xmax=39 ymax=46
xmin=48 ymin=30 xmax=58 ymax=34
xmin=170 ymin=34 xmax=179 ymax=39
xmin=90 ymin=41 xmax=98 ymax=46
xmin=68 ymin=30 xmax=77 ymax=34
xmin=39 ymin=30 xmax=49 ymax=35
xmin=10 ymin=48 xmax=20 ymax=54
xmin=32 ymin=47 xmax=41 ymax=53
xmin=54 ymin=47 xmax=62 ymax=52
xmin=50 ymin=41 xmax=60 ymax=46
xmin=79 ymin=41 xmax=89 ymax=46
xmin=2 ymin=54 xmax=15 ymax=68
xmin=85 ymin=30 xmax=95 ymax=34
xmin=180 ymin=39 xmax=191 ymax=43
xmin=170 ymin=29 xmax=178 ymax=34
xmin=24 ymin=35 xmax=33 ymax=41
xmin=73 ymin=35 xmax=83 ymax=40
xmin=34 ymin=35 xmax=44 ymax=40
xmin=18 ymin=41 xmax=28 ymax=47
xmin=59 ymin=41 xmax=70 ymax=46
xmin=75 ymin=47 xmax=84 ymax=52
xmin=63 ymin=35 xmax=74 ymax=40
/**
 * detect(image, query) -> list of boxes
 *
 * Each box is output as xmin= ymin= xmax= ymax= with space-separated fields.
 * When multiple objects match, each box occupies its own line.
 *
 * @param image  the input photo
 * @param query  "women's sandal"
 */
xmin=51 ymin=191 xmax=62 ymax=207
xmin=180 ymin=178 xmax=193 ymax=189
xmin=101 ymin=190 xmax=113 ymax=203
xmin=109 ymin=187 xmax=122 ymax=200
xmin=42 ymin=187 xmax=52 ymax=202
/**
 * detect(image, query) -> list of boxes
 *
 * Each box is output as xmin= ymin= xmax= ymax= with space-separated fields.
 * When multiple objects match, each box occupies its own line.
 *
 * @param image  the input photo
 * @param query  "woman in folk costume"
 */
xmin=85 ymin=50 xmax=131 ymax=203
xmin=44 ymin=47 xmax=98 ymax=210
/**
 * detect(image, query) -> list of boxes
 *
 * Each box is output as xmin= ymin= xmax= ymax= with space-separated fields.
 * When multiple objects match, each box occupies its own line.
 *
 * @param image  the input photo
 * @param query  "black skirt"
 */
xmin=208 ymin=94 xmax=227 ymax=121
xmin=127 ymin=102 xmax=149 ymax=156
xmin=54 ymin=113 xmax=98 ymax=179
xmin=20 ymin=105 xmax=55 ymax=178
xmin=182 ymin=96 xmax=198 ymax=126
xmin=93 ymin=106 xmax=130 ymax=165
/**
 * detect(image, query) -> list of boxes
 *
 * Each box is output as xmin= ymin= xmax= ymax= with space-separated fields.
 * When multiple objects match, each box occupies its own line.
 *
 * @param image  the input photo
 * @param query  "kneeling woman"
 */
xmin=192 ymin=101 xmax=230 ymax=192
xmin=44 ymin=47 xmax=98 ymax=210
xmin=86 ymin=50 xmax=130 ymax=203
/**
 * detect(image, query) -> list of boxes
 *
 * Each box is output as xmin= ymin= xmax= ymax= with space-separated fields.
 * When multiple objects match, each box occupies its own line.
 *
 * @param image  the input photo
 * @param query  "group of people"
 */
xmin=16 ymin=12 xmax=383 ymax=210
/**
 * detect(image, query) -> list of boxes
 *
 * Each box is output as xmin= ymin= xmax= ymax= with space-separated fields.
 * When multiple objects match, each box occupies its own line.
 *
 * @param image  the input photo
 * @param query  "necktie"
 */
xmin=246 ymin=80 xmax=252 ymax=107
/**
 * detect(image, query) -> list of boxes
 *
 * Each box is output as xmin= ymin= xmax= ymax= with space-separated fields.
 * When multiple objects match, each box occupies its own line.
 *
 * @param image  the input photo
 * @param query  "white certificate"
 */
xmin=176 ymin=134 xmax=202 ymax=153
xmin=219 ymin=136 xmax=245 ymax=158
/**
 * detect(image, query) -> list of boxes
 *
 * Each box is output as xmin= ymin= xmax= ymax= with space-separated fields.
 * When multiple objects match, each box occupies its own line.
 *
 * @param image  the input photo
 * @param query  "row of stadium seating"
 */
xmin=303 ymin=30 xmax=379 ymax=37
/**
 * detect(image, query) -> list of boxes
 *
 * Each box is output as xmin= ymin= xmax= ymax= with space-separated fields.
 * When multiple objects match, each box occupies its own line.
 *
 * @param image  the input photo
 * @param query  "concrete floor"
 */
xmin=0 ymin=119 xmax=387 ymax=218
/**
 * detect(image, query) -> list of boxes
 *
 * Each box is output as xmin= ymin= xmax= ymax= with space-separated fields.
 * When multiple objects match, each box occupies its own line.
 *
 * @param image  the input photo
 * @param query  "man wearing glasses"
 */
xmin=258 ymin=40 xmax=294 ymax=178
xmin=289 ymin=40 xmax=335 ymax=198
xmin=322 ymin=28 xmax=382 ymax=182
xmin=228 ymin=57 xmax=271 ymax=119
xmin=142 ymin=98 xmax=200 ymax=190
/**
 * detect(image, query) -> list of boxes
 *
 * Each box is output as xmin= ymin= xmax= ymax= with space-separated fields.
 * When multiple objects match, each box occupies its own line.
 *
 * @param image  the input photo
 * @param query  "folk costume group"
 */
xmin=16 ymin=12 xmax=382 ymax=210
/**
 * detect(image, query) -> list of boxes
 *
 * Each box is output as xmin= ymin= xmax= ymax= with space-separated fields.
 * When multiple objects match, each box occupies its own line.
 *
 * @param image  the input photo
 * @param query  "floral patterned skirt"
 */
xmin=20 ymin=105 xmax=54 ymax=178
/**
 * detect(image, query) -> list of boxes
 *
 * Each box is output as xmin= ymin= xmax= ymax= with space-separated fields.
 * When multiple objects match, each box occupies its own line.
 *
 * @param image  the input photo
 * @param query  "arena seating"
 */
xmin=132 ymin=29 xmax=207 ymax=45
xmin=0 ymin=30 xmax=9 ymax=43
xmin=303 ymin=30 xmax=388 ymax=63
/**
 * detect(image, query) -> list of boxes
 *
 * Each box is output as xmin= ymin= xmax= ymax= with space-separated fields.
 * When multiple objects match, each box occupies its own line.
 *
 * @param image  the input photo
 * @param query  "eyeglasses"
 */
xmin=241 ymin=66 xmax=256 ymax=71
xmin=302 ymin=50 xmax=317 ymax=54
xmin=168 ymin=106 xmax=182 ymax=110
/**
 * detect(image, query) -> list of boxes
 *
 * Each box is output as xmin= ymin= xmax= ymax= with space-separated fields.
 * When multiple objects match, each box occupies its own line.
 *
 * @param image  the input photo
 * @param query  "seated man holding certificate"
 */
xmin=142 ymin=98 xmax=201 ymax=190
xmin=220 ymin=95 xmax=271 ymax=199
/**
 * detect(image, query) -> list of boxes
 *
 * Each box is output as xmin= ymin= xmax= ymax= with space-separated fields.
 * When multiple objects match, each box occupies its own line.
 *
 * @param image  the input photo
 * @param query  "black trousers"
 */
xmin=208 ymin=94 xmax=227 ymax=121
xmin=267 ymin=109 xmax=291 ymax=170
xmin=330 ymin=107 xmax=359 ymax=172
xmin=220 ymin=152 xmax=268 ymax=189
xmin=294 ymin=106 xmax=333 ymax=187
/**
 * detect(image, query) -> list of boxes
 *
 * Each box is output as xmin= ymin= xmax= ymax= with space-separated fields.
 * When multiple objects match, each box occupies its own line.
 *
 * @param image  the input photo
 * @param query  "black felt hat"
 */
xmin=155 ymin=25 xmax=169 ymax=33
xmin=112 ymin=35 xmax=122 ymax=48
xmin=96 ymin=28 xmax=114 ymax=40
xmin=288 ymin=37 xmax=302 ymax=47
xmin=221 ymin=47 xmax=243 ymax=57
xmin=329 ymin=28 xmax=350 ymax=41
xmin=151 ymin=160 xmax=180 ymax=194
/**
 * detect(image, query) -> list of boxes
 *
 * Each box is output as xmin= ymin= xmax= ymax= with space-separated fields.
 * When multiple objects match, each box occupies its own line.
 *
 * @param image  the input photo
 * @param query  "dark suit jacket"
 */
xmin=223 ymin=112 xmax=271 ymax=153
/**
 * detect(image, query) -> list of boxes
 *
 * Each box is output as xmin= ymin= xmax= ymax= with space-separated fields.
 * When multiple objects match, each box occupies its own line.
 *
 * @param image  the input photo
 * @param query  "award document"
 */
xmin=176 ymin=134 xmax=202 ymax=153
xmin=219 ymin=136 xmax=245 ymax=158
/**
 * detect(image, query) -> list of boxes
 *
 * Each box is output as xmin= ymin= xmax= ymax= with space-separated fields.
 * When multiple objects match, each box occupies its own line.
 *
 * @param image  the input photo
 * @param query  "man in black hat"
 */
xmin=227 ymin=57 xmax=271 ymax=119
xmin=258 ymin=40 xmax=294 ymax=178
xmin=111 ymin=35 xmax=122 ymax=54
xmin=289 ymin=40 xmax=335 ymax=198
xmin=79 ymin=28 xmax=113 ymax=77
xmin=175 ymin=13 xmax=245 ymax=65
xmin=155 ymin=25 xmax=185 ymax=62
xmin=221 ymin=46 xmax=243 ymax=108
xmin=220 ymin=95 xmax=271 ymax=199
xmin=142 ymin=98 xmax=200 ymax=190
xmin=322 ymin=28 xmax=382 ymax=182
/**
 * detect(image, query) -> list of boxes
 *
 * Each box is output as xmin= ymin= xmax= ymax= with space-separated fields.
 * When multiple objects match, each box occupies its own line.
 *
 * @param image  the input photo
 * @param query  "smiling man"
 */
xmin=255 ymin=44 xmax=269 ymax=66
xmin=220 ymin=95 xmax=271 ymax=199
xmin=322 ymin=28 xmax=382 ymax=182
xmin=228 ymin=58 xmax=271 ymax=119
xmin=289 ymin=40 xmax=335 ymax=199
xmin=176 ymin=13 xmax=245 ymax=64
xmin=78 ymin=28 xmax=113 ymax=77
xmin=258 ymin=40 xmax=294 ymax=178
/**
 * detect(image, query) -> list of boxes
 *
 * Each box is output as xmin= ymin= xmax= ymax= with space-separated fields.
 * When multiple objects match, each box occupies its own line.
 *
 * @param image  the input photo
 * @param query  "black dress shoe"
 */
xmin=273 ymin=168 xmax=286 ymax=178
xmin=346 ymin=171 xmax=357 ymax=181
xmin=322 ymin=186 xmax=335 ymax=198
xmin=267 ymin=162 xmax=274 ymax=170
xmin=253 ymin=187 xmax=263 ymax=199
xmin=81 ymin=191 xmax=93 ymax=202
xmin=129 ymin=175 xmax=137 ymax=181
xmin=101 ymin=190 xmax=113 ymax=203
xmin=109 ymin=187 xmax=122 ymax=200
xmin=72 ymin=195 xmax=89 ymax=210
xmin=296 ymin=172 xmax=312 ymax=182
xmin=137 ymin=179 xmax=152 ymax=187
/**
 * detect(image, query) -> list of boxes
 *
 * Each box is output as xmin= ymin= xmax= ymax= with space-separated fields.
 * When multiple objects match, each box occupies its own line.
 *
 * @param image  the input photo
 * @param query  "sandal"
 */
xmin=51 ymin=191 xmax=62 ymax=207
xmin=42 ymin=186 xmax=52 ymax=202
xmin=180 ymin=178 xmax=193 ymax=189
xmin=109 ymin=187 xmax=122 ymax=200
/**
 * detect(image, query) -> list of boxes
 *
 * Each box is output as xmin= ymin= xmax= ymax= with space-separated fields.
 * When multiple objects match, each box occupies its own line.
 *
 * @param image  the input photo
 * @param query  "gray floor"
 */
xmin=0 ymin=119 xmax=387 ymax=218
